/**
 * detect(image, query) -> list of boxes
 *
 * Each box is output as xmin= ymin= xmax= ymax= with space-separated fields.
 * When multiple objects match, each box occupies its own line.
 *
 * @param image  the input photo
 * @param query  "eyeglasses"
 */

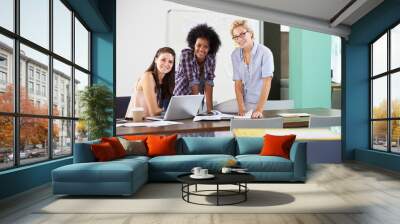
xmin=232 ymin=31 xmax=248 ymax=40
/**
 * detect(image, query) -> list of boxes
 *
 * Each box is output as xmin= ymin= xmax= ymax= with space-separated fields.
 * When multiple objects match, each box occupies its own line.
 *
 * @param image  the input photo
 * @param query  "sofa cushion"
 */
xmin=91 ymin=142 xmax=118 ymax=161
xmin=178 ymin=137 xmax=236 ymax=155
xmin=147 ymin=134 xmax=177 ymax=157
xmin=52 ymin=159 xmax=147 ymax=183
xmin=236 ymin=155 xmax=293 ymax=172
xmin=148 ymin=154 xmax=235 ymax=172
xmin=101 ymin=137 xmax=127 ymax=158
xmin=118 ymin=137 xmax=147 ymax=156
xmin=73 ymin=140 xmax=100 ymax=163
xmin=260 ymin=134 xmax=296 ymax=159
xmin=236 ymin=137 xmax=263 ymax=155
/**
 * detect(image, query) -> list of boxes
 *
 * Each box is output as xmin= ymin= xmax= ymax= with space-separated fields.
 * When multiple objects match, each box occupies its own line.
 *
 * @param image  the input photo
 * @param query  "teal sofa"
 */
xmin=52 ymin=137 xmax=307 ymax=196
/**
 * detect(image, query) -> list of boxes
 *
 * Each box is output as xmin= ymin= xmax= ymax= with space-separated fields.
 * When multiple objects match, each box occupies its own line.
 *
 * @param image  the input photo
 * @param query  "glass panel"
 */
xmin=372 ymin=76 xmax=387 ymax=119
xmin=74 ymin=69 xmax=89 ymax=118
xmin=372 ymin=121 xmax=388 ymax=151
xmin=391 ymin=24 xmax=400 ymax=70
xmin=20 ymin=117 xmax=49 ymax=165
xmin=53 ymin=59 xmax=72 ymax=117
xmin=75 ymin=120 xmax=88 ymax=143
xmin=0 ymin=34 xmax=14 ymax=112
xmin=372 ymin=33 xmax=387 ymax=76
xmin=0 ymin=116 xmax=13 ymax=170
xmin=0 ymin=0 xmax=14 ymax=31
xmin=20 ymin=44 xmax=49 ymax=115
xmin=20 ymin=0 xmax=49 ymax=49
xmin=53 ymin=119 xmax=72 ymax=158
xmin=391 ymin=120 xmax=400 ymax=153
xmin=74 ymin=18 xmax=89 ymax=70
xmin=53 ymin=0 xmax=72 ymax=60
xmin=391 ymin=72 xmax=400 ymax=118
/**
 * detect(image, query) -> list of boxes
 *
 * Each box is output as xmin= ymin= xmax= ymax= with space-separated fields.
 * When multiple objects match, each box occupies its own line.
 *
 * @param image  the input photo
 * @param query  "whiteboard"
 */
xmin=166 ymin=9 xmax=260 ymax=103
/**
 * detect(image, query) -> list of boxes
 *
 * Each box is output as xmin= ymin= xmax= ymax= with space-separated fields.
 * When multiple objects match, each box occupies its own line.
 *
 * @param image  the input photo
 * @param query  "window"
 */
xmin=371 ymin=23 xmax=400 ymax=154
xmin=28 ymin=67 xmax=34 ymax=80
xmin=0 ymin=0 xmax=91 ymax=170
xmin=0 ymin=35 xmax=13 ymax=113
xmin=20 ymin=0 xmax=49 ymax=49
xmin=75 ymin=18 xmax=89 ymax=70
xmin=28 ymin=81 xmax=34 ymax=94
xmin=0 ymin=0 xmax=14 ymax=32
xmin=0 ymin=55 xmax=7 ymax=67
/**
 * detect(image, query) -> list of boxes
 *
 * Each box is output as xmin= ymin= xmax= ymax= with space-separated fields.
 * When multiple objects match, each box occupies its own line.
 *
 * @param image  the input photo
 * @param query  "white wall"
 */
xmin=117 ymin=0 xmax=259 ymax=103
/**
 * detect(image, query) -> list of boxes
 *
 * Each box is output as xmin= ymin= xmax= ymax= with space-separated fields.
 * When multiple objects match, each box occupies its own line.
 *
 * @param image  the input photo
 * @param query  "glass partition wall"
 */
xmin=0 ymin=0 xmax=91 ymax=170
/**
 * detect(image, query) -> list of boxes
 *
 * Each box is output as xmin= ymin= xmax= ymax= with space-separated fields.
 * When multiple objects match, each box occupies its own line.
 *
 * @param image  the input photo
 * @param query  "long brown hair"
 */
xmin=146 ymin=47 xmax=176 ymax=106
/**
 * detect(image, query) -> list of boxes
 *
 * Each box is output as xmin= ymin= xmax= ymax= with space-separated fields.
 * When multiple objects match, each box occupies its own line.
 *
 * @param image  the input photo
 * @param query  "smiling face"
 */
xmin=194 ymin=37 xmax=209 ymax=62
xmin=154 ymin=52 xmax=174 ymax=75
xmin=232 ymin=25 xmax=253 ymax=49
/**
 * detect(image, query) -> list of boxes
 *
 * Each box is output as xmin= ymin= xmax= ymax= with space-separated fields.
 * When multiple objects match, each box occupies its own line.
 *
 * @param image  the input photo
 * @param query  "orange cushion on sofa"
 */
xmin=101 ymin=137 xmax=127 ymax=158
xmin=91 ymin=142 xmax=118 ymax=161
xmin=260 ymin=134 xmax=296 ymax=159
xmin=123 ymin=135 xmax=148 ymax=141
xmin=146 ymin=134 xmax=177 ymax=157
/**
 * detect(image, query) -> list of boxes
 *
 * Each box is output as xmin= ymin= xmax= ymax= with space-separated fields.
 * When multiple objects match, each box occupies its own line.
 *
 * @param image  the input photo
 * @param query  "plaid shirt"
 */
xmin=173 ymin=48 xmax=216 ymax=96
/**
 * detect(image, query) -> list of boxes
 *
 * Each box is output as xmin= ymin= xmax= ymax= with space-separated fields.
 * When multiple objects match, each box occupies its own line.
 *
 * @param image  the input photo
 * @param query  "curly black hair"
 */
xmin=186 ymin=24 xmax=221 ymax=56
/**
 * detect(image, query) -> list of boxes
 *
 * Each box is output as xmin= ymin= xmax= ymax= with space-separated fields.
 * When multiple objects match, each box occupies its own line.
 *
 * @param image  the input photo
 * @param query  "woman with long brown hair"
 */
xmin=125 ymin=47 xmax=176 ymax=118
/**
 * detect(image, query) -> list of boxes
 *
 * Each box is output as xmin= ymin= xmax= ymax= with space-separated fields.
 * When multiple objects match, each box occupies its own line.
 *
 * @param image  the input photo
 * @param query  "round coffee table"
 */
xmin=177 ymin=173 xmax=255 ymax=206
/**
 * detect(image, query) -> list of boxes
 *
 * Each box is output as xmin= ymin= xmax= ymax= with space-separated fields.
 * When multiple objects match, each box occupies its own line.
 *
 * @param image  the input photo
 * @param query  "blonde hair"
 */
xmin=230 ymin=19 xmax=254 ymax=39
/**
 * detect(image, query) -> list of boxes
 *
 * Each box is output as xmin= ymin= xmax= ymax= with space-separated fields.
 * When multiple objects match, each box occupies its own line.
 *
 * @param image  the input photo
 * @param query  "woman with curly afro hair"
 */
xmin=173 ymin=23 xmax=221 ymax=114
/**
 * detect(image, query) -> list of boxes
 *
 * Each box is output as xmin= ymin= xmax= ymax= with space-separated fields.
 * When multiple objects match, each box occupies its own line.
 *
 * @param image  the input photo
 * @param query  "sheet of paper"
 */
xmin=193 ymin=110 xmax=234 ymax=122
xmin=233 ymin=110 xmax=253 ymax=119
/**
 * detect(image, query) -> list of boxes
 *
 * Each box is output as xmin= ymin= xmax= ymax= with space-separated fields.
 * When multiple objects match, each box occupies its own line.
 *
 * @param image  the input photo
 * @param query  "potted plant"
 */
xmin=79 ymin=84 xmax=113 ymax=140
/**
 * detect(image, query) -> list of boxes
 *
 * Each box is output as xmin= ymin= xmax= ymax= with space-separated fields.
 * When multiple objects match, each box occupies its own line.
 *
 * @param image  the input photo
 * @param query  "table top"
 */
xmin=177 ymin=172 xmax=256 ymax=184
xmin=116 ymin=108 xmax=341 ymax=136
xmin=234 ymin=127 xmax=341 ymax=140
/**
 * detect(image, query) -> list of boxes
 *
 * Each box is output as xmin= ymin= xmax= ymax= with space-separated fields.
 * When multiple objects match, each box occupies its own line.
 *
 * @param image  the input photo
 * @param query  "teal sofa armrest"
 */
xmin=73 ymin=140 xmax=100 ymax=163
xmin=290 ymin=142 xmax=307 ymax=181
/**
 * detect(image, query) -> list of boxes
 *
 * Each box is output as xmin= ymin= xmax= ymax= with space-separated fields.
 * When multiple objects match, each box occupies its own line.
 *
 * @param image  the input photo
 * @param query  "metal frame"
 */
xmin=0 ymin=0 xmax=92 ymax=171
xmin=369 ymin=20 xmax=400 ymax=154
xmin=181 ymin=183 xmax=249 ymax=206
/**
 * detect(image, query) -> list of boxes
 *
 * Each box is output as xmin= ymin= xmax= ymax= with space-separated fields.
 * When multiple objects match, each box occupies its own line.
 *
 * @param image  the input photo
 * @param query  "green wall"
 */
xmin=289 ymin=28 xmax=332 ymax=108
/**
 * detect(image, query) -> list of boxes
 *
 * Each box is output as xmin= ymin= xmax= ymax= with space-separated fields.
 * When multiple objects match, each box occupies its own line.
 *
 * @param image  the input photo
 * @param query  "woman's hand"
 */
xmin=251 ymin=110 xmax=263 ymax=119
xmin=237 ymin=106 xmax=246 ymax=116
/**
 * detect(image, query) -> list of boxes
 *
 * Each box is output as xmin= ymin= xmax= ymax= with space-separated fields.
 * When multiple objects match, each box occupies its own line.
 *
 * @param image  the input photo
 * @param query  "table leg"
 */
xmin=195 ymin=184 xmax=197 ymax=192
xmin=217 ymin=184 xmax=219 ymax=206
xmin=245 ymin=183 xmax=247 ymax=201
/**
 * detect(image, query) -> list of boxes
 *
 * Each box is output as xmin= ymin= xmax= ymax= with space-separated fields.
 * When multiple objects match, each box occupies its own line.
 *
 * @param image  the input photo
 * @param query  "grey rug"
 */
xmin=38 ymin=183 xmax=362 ymax=214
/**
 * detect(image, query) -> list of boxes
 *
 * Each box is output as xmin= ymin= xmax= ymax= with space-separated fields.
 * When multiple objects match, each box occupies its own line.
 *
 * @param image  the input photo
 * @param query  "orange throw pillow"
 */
xmin=123 ymin=135 xmax=148 ymax=141
xmin=101 ymin=137 xmax=127 ymax=158
xmin=260 ymin=134 xmax=296 ymax=159
xmin=146 ymin=134 xmax=177 ymax=157
xmin=91 ymin=142 xmax=117 ymax=161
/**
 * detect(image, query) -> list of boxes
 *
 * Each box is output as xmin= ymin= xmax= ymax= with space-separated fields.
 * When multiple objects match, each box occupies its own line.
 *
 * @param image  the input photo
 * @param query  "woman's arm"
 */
xmin=204 ymin=83 xmax=213 ymax=113
xmin=252 ymin=77 xmax=272 ymax=118
xmin=234 ymin=80 xmax=246 ymax=116
xmin=141 ymin=72 xmax=162 ymax=116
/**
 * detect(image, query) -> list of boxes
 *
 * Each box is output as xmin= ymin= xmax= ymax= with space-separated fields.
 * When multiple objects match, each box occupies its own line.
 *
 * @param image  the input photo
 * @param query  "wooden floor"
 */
xmin=1 ymin=162 xmax=400 ymax=224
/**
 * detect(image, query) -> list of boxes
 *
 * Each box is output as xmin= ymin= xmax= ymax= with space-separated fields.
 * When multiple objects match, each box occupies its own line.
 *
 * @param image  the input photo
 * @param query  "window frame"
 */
xmin=370 ymin=20 xmax=400 ymax=154
xmin=0 ymin=0 xmax=92 ymax=171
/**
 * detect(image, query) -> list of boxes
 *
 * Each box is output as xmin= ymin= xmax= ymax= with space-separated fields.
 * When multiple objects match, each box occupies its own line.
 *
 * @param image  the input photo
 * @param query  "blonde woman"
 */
xmin=230 ymin=20 xmax=274 ymax=118
xmin=125 ymin=47 xmax=176 ymax=118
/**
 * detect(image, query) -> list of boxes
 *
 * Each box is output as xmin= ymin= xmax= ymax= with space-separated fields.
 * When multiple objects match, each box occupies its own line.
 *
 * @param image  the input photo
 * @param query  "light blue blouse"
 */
xmin=231 ymin=42 xmax=274 ymax=105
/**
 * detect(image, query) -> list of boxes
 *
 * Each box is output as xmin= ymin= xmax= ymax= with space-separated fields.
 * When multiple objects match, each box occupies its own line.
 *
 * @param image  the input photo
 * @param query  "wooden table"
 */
xmin=116 ymin=108 xmax=341 ymax=136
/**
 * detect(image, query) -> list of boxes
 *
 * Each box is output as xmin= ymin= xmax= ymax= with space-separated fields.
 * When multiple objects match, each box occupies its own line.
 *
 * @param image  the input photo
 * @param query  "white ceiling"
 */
xmin=165 ymin=0 xmax=384 ymax=38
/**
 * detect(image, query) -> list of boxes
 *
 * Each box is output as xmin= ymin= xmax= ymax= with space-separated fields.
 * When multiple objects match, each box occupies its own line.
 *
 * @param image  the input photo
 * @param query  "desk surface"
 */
xmin=116 ymin=108 xmax=341 ymax=136
xmin=233 ymin=128 xmax=341 ymax=141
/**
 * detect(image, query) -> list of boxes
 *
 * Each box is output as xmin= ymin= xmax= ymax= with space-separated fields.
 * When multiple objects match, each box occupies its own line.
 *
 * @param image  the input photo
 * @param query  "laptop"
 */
xmin=146 ymin=95 xmax=204 ymax=121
